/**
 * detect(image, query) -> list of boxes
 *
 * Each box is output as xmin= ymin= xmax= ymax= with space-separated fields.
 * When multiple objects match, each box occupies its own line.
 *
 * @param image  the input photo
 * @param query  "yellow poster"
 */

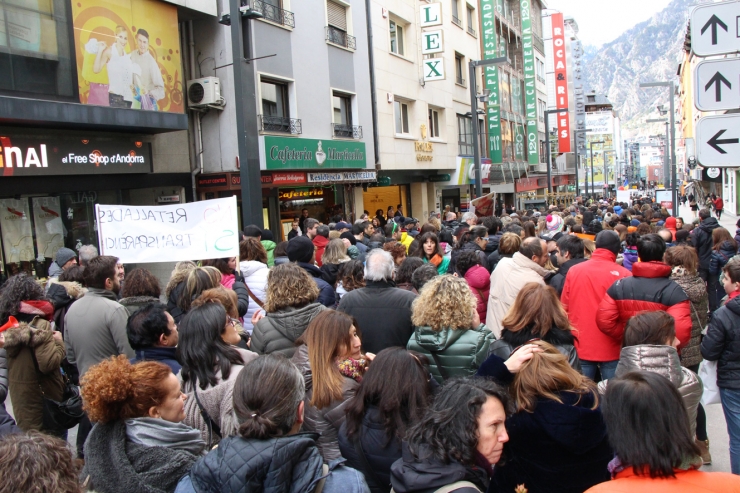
xmin=71 ymin=0 xmax=183 ymax=113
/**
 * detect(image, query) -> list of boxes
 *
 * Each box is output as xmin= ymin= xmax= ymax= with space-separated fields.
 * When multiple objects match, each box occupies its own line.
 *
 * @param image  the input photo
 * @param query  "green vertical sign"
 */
xmin=480 ymin=0 xmax=502 ymax=163
xmin=520 ymin=0 xmax=539 ymax=164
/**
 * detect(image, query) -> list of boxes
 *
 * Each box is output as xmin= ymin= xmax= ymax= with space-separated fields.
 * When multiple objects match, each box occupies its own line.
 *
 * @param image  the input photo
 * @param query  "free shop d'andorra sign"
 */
xmin=264 ymin=136 xmax=366 ymax=170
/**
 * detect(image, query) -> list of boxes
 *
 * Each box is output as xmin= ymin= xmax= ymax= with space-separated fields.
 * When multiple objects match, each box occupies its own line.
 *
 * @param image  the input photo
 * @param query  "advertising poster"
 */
xmin=32 ymin=197 xmax=65 ymax=260
xmin=0 ymin=198 xmax=34 ymax=263
xmin=71 ymin=0 xmax=183 ymax=112
xmin=551 ymin=13 xmax=571 ymax=153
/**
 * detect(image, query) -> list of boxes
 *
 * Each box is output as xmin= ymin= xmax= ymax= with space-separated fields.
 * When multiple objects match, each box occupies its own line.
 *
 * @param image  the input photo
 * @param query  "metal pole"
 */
xmin=469 ymin=61 xmax=482 ymax=198
xmin=669 ymin=81 xmax=677 ymax=216
xmin=590 ymin=141 xmax=594 ymax=199
xmin=664 ymin=122 xmax=669 ymax=190
xmin=574 ymin=139 xmax=579 ymax=197
xmin=545 ymin=110 xmax=552 ymax=193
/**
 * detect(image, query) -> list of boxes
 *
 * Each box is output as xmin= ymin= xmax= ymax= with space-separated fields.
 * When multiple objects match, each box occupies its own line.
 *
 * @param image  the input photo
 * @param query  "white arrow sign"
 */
xmin=696 ymin=115 xmax=740 ymax=167
xmin=691 ymin=1 xmax=740 ymax=56
xmin=695 ymin=58 xmax=740 ymax=111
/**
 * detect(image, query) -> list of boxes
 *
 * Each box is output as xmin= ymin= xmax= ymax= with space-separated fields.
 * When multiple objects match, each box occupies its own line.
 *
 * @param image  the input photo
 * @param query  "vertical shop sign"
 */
xmin=520 ymin=0 xmax=540 ymax=164
xmin=480 ymin=0 xmax=502 ymax=163
xmin=0 ymin=198 xmax=34 ymax=263
xmin=551 ymin=13 xmax=571 ymax=153
xmin=31 ymin=197 xmax=65 ymax=260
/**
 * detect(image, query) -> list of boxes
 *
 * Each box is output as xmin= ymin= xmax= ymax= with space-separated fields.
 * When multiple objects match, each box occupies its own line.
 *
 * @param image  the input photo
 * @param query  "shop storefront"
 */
xmin=514 ymin=174 xmax=574 ymax=210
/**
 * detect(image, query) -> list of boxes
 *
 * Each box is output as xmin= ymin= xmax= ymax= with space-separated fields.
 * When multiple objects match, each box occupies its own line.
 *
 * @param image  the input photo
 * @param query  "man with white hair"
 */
xmin=461 ymin=211 xmax=478 ymax=228
xmin=337 ymin=249 xmax=417 ymax=354
xmin=78 ymin=245 xmax=99 ymax=266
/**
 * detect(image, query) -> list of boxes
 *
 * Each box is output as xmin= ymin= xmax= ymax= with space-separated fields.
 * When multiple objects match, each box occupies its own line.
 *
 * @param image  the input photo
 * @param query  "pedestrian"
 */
xmin=286 ymin=236 xmax=336 ymax=307
xmin=690 ymin=195 xmax=699 ymax=218
xmin=200 ymin=258 xmax=250 ymax=318
xmin=457 ymin=251 xmax=490 ymax=324
xmin=407 ymin=275 xmax=494 ymax=383
xmin=414 ymin=232 xmax=451 ymax=275
xmin=395 ymin=257 xmax=423 ymax=294
xmin=176 ymin=354 xmax=369 ymax=492
xmin=321 ymin=239 xmax=351 ymax=287
xmin=46 ymin=247 xmax=77 ymax=286
xmin=251 ymin=264 xmax=325 ymax=358
xmin=260 ymin=229 xmax=276 ymax=267
xmin=238 ymin=238 xmax=269 ymax=332
xmin=174 ymin=266 xmax=221 ymax=319
xmin=714 ymin=194 xmax=725 ymax=220
xmin=411 ymin=264 xmax=439 ymax=293
xmin=447 ymin=226 xmax=490 ymax=274
xmin=709 ymin=228 xmax=738 ymax=313
xmin=118 ymin=268 xmax=161 ymax=316
xmin=312 ymin=225 xmax=330 ymax=267
xmin=165 ymin=261 xmax=196 ymax=323
xmin=126 ymin=303 xmax=181 ymax=373
xmin=694 ymin=208 xmax=721 ymax=283
xmin=548 ymin=235 xmax=587 ymax=296
xmin=79 ymin=356 xmax=205 ymax=493
xmin=487 ymin=232 xmax=521 ymax=271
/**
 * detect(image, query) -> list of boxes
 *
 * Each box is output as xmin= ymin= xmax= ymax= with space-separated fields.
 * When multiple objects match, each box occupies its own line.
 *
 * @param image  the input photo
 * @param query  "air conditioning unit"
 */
xmin=187 ymin=77 xmax=221 ymax=106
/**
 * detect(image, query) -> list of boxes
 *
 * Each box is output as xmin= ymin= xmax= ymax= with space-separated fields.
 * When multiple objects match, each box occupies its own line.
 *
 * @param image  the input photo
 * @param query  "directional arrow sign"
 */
xmin=695 ymin=58 xmax=740 ymax=111
xmin=692 ymin=1 xmax=740 ymax=56
xmin=696 ymin=115 xmax=740 ymax=167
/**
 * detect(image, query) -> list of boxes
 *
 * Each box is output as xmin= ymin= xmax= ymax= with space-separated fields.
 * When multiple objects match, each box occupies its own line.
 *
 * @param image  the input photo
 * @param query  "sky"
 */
xmin=545 ymin=0 xmax=673 ymax=47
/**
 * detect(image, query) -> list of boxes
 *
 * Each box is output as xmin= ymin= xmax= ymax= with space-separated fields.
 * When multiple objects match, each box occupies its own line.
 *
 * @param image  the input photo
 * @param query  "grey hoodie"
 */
xmin=251 ymin=303 xmax=326 ymax=358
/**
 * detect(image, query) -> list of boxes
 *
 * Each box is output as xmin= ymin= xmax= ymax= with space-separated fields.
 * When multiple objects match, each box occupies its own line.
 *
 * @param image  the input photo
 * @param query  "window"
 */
xmin=326 ymin=1 xmax=355 ymax=49
xmin=389 ymin=19 xmax=404 ymax=56
xmin=457 ymin=114 xmax=473 ymax=155
xmin=260 ymin=78 xmax=301 ymax=133
xmin=253 ymin=0 xmax=295 ymax=27
xmin=536 ymin=59 xmax=545 ymax=83
xmin=455 ymin=54 xmax=464 ymax=86
xmin=394 ymin=100 xmax=409 ymax=134
xmin=466 ymin=6 xmax=476 ymax=36
xmin=428 ymin=108 xmax=440 ymax=138
xmin=332 ymin=91 xmax=361 ymax=138
xmin=451 ymin=0 xmax=461 ymax=26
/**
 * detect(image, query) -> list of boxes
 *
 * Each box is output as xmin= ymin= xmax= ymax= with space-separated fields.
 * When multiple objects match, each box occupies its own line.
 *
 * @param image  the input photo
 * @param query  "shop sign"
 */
xmin=551 ymin=13 xmax=571 ymax=153
xmin=420 ymin=3 xmax=442 ymax=27
xmin=278 ymin=189 xmax=326 ymax=200
xmin=307 ymin=171 xmax=377 ymax=183
xmin=272 ymin=172 xmax=307 ymax=185
xmin=520 ymin=0 xmax=540 ymax=164
xmin=261 ymin=175 xmax=273 ymax=184
xmin=377 ymin=176 xmax=392 ymax=186
xmin=0 ymin=136 xmax=152 ymax=176
xmin=479 ymin=0 xmax=503 ymax=163
xmin=416 ymin=129 xmax=434 ymax=161
xmin=264 ymin=136 xmax=366 ymax=170
xmin=428 ymin=174 xmax=451 ymax=182
xmin=197 ymin=174 xmax=228 ymax=188
xmin=157 ymin=196 xmax=181 ymax=203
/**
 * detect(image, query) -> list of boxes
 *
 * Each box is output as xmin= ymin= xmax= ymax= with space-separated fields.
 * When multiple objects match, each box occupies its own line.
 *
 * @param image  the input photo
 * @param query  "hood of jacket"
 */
xmin=559 ymin=257 xmax=588 ymax=276
xmin=312 ymin=235 xmax=329 ymax=248
xmin=464 ymin=265 xmax=490 ymax=290
xmin=413 ymin=326 xmax=475 ymax=353
xmin=119 ymin=296 xmax=160 ymax=308
xmin=297 ymin=262 xmax=323 ymax=279
xmin=190 ymin=433 xmax=325 ymax=493
xmin=716 ymin=241 xmax=737 ymax=259
xmin=699 ymin=217 xmax=720 ymax=234
xmin=631 ymin=261 xmax=671 ymax=278
xmin=526 ymin=391 xmax=606 ymax=454
xmin=47 ymin=262 xmax=63 ymax=278
xmin=390 ymin=442 xmax=488 ymax=493
xmin=46 ymin=281 xmax=82 ymax=310
xmin=511 ymin=252 xmax=549 ymax=278
xmin=614 ymin=345 xmax=683 ymax=387
xmin=723 ymin=295 xmax=740 ymax=318
xmin=261 ymin=240 xmax=276 ymax=252
xmin=239 ymin=259 xmax=268 ymax=278
xmin=3 ymin=322 xmax=53 ymax=358
xmin=266 ymin=303 xmax=325 ymax=342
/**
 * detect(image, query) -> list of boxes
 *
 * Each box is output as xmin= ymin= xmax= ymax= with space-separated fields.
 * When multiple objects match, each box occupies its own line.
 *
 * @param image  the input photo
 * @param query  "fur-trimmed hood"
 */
xmin=3 ymin=322 xmax=52 ymax=358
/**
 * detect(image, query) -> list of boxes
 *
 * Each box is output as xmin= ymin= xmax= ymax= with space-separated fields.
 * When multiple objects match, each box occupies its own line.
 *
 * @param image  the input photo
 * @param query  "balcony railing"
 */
xmin=332 ymin=123 xmax=363 ymax=139
xmin=532 ymin=33 xmax=545 ymax=54
xmin=249 ymin=0 xmax=295 ymax=27
xmin=467 ymin=25 xmax=476 ymax=37
xmin=326 ymin=26 xmax=356 ymax=50
xmin=456 ymin=76 xmax=465 ymax=86
xmin=451 ymin=15 xmax=462 ymax=27
xmin=259 ymin=115 xmax=302 ymax=134
xmin=536 ymin=75 xmax=546 ymax=84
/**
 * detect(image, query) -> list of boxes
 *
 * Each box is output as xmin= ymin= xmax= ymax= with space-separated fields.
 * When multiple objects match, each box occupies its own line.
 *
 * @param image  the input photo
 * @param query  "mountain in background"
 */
xmin=581 ymin=0 xmax=697 ymax=140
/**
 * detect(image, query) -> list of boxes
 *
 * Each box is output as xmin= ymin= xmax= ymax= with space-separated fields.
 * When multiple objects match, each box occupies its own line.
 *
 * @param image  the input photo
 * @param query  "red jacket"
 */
xmin=313 ymin=236 xmax=329 ymax=267
xmin=561 ymin=249 xmax=632 ymax=362
xmin=596 ymin=261 xmax=692 ymax=350
xmin=465 ymin=265 xmax=490 ymax=325
xmin=585 ymin=467 xmax=740 ymax=493
xmin=714 ymin=197 xmax=724 ymax=211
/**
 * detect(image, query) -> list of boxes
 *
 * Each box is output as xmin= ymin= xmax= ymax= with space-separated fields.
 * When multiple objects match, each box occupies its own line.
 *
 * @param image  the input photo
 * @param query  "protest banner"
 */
xmin=96 ymin=196 xmax=239 ymax=263
xmin=471 ymin=191 xmax=496 ymax=217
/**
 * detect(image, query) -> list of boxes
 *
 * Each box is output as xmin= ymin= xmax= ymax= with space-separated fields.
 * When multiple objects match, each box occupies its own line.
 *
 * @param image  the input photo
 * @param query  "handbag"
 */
xmin=699 ymin=359 xmax=721 ymax=406
xmin=192 ymin=384 xmax=222 ymax=448
xmin=30 ymin=350 xmax=84 ymax=430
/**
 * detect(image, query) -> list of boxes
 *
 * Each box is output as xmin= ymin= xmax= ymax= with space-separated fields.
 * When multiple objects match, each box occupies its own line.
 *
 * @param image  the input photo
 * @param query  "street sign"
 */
xmin=695 ymin=58 xmax=740 ymax=111
xmin=691 ymin=1 xmax=740 ymax=56
xmin=696 ymin=114 xmax=740 ymax=167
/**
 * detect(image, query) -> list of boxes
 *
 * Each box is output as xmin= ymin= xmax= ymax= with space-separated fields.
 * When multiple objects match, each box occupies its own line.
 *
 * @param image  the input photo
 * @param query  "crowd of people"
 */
xmin=1 ymin=197 xmax=740 ymax=492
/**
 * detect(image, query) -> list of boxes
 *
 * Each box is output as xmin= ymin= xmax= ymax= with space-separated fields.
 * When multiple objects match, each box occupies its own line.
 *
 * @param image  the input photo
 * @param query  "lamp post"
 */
xmin=646 ymin=118 xmax=669 ymax=191
xmin=469 ymin=56 xmax=509 ymax=198
xmin=573 ymin=128 xmax=593 ymax=197
xmin=603 ymin=149 xmax=616 ymax=195
xmin=589 ymin=140 xmax=604 ymax=198
xmin=640 ymin=81 xmax=677 ymax=215
xmin=543 ymin=108 xmax=569 ymax=193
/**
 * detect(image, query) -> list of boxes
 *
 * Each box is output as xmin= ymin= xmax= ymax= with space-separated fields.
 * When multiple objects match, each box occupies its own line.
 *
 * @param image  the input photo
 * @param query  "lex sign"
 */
xmin=423 ymin=58 xmax=445 ymax=81
xmin=419 ymin=3 xmax=442 ymax=27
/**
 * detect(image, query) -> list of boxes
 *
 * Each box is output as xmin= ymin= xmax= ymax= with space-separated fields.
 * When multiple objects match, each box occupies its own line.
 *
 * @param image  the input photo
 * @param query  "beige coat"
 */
xmin=486 ymin=252 xmax=548 ymax=338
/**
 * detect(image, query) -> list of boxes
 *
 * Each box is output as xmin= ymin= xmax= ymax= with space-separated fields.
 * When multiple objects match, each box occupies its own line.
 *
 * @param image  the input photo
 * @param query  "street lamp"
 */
xmin=646 ymin=117 xmax=669 ymax=192
xmin=469 ymin=56 xmax=509 ymax=198
xmin=544 ymin=108 xmax=569 ymax=193
xmin=603 ymin=149 xmax=616 ymax=194
xmin=573 ymin=128 xmax=594 ymax=197
xmin=640 ymin=81 xmax=677 ymax=216
xmin=589 ymin=140 xmax=604 ymax=198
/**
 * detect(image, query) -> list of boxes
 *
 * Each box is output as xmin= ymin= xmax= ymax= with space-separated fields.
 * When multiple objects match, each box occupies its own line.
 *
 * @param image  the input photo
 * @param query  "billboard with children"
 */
xmin=71 ymin=0 xmax=183 ymax=113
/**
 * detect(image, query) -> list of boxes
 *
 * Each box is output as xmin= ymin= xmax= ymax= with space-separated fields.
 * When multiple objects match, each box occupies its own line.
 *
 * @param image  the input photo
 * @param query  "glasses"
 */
xmin=509 ymin=338 xmax=541 ymax=357
xmin=228 ymin=318 xmax=239 ymax=327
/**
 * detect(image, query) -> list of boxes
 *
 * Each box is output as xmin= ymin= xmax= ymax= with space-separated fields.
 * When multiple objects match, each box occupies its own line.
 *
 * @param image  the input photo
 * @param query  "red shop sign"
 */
xmin=272 ymin=172 xmax=307 ymax=185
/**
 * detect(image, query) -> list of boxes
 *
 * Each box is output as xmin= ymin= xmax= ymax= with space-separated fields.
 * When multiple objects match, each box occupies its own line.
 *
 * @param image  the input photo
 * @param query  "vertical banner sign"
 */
xmin=0 ymin=199 xmax=34 ymax=264
xmin=32 ymin=197 xmax=65 ymax=260
xmin=551 ymin=13 xmax=571 ymax=153
xmin=480 ymin=0 xmax=502 ymax=163
xmin=520 ymin=0 xmax=539 ymax=164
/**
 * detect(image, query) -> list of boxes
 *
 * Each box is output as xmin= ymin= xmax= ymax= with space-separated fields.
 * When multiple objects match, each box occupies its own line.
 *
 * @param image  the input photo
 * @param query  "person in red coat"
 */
xmin=596 ymin=234 xmax=692 ymax=352
xmin=713 ymin=195 xmax=725 ymax=220
xmin=456 ymin=251 xmax=490 ymax=325
xmin=312 ymin=225 xmax=330 ymax=267
xmin=561 ymin=231 xmax=631 ymax=381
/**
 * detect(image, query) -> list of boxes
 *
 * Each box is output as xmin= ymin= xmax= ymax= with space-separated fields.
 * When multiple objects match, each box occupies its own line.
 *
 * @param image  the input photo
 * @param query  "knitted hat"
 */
xmin=340 ymin=231 xmax=356 ymax=246
xmin=588 ymin=219 xmax=603 ymax=235
xmin=261 ymin=229 xmax=274 ymax=241
xmin=627 ymin=226 xmax=637 ymax=233
xmin=55 ymin=248 xmax=77 ymax=267
xmin=546 ymin=214 xmax=564 ymax=233
xmin=286 ymin=236 xmax=314 ymax=263
xmin=595 ymin=230 xmax=621 ymax=255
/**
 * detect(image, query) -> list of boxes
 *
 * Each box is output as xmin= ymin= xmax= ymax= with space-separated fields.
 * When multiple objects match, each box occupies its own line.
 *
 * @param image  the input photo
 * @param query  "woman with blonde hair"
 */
xmin=291 ymin=310 xmax=369 ymax=461
xmin=176 ymin=266 xmax=223 ymax=318
xmin=320 ymin=238 xmax=351 ymax=287
xmin=165 ymin=261 xmax=196 ymax=322
xmin=251 ymin=263 xmax=324 ymax=358
xmin=407 ymin=275 xmax=494 ymax=383
xmin=478 ymin=341 xmax=612 ymax=493
xmin=488 ymin=282 xmax=580 ymax=370
xmin=238 ymin=238 xmax=269 ymax=333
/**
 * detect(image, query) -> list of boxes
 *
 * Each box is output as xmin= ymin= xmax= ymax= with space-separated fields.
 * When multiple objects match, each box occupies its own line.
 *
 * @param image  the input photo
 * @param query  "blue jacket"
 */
xmin=710 ymin=241 xmax=738 ymax=276
xmin=297 ymin=262 xmax=336 ymax=307
xmin=131 ymin=346 xmax=181 ymax=374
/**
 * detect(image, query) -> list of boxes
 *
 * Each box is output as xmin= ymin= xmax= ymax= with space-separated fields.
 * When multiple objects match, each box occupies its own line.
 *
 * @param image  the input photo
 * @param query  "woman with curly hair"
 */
xmin=238 ymin=238 xmax=269 ymax=334
xmin=80 ymin=356 xmax=205 ymax=493
xmin=478 ymin=341 xmax=611 ymax=493
xmin=407 ymin=275 xmax=495 ymax=383
xmin=336 ymin=259 xmax=366 ymax=300
xmin=0 ymin=273 xmax=65 ymax=435
xmin=413 ymin=232 xmax=450 ymax=275
xmin=118 ymin=268 xmax=161 ymax=316
xmin=383 ymin=241 xmax=407 ymax=268
xmin=251 ymin=263 xmax=324 ymax=358
xmin=165 ymin=261 xmax=196 ymax=323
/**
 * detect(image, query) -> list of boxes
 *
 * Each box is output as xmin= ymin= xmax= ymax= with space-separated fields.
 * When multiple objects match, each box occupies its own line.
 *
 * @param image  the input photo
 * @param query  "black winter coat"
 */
xmin=338 ymin=406 xmax=401 ymax=493
xmin=484 ymin=232 xmax=502 ymax=255
xmin=167 ymin=281 xmax=187 ymax=323
xmin=547 ymin=258 xmax=588 ymax=297
xmin=320 ymin=262 xmax=344 ymax=287
xmin=231 ymin=272 xmax=250 ymax=318
xmin=337 ymin=280 xmax=417 ymax=355
xmin=702 ymin=296 xmax=740 ymax=389
xmin=710 ymin=241 xmax=738 ymax=276
xmin=448 ymin=242 xmax=490 ymax=274
xmin=390 ymin=443 xmax=488 ymax=493
xmin=488 ymin=325 xmax=581 ymax=372
xmin=487 ymin=251 xmax=513 ymax=272
xmin=297 ymin=262 xmax=336 ymax=307
xmin=735 ymin=228 xmax=740 ymax=247
xmin=693 ymin=217 xmax=721 ymax=271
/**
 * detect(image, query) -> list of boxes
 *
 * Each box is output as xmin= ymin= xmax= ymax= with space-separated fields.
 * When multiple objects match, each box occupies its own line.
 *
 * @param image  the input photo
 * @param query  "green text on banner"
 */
xmin=520 ymin=0 xmax=540 ymax=164
xmin=480 ymin=0 xmax=502 ymax=163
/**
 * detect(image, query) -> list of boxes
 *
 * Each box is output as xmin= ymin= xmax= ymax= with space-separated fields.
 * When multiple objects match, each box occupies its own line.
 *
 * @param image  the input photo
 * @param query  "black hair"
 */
xmin=482 ymin=216 xmax=501 ymax=235
xmin=556 ymin=235 xmax=584 ymax=260
xmin=243 ymin=225 xmax=262 ymax=238
xmin=0 ymin=273 xmax=47 ymax=323
xmin=352 ymin=222 xmax=364 ymax=235
xmin=411 ymin=264 xmax=439 ymax=292
xmin=456 ymin=250 xmax=481 ymax=277
xmin=637 ymin=234 xmax=666 ymax=262
xmin=126 ymin=303 xmax=172 ymax=350
xmin=456 ymin=226 xmax=487 ymax=250
xmin=406 ymin=377 xmax=510 ymax=465
xmin=602 ymin=371 xmax=700 ymax=478
xmin=396 ymin=257 xmax=424 ymax=285
xmin=625 ymin=232 xmax=639 ymax=247
xmin=438 ymin=229 xmax=454 ymax=246
xmin=502 ymin=223 xmax=523 ymax=236
xmin=136 ymin=28 xmax=149 ymax=40
xmin=415 ymin=232 xmax=443 ymax=260
xmin=58 ymin=265 xmax=86 ymax=285
xmin=177 ymin=303 xmax=244 ymax=390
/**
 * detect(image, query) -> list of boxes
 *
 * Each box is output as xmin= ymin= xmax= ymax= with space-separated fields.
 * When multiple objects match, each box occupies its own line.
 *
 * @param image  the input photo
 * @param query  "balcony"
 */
xmin=332 ymin=123 xmax=363 ymax=139
xmin=326 ymin=26 xmax=356 ymax=50
xmin=532 ymin=33 xmax=545 ymax=53
xmin=467 ymin=25 xmax=476 ymax=37
xmin=451 ymin=14 xmax=462 ymax=28
xmin=536 ymin=75 xmax=546 ymax=84
xmin=259 ymin=115 xmax=302 ymax=134
xmin=456 ymin=76 xmax=465 ymax=86
xmin=249 ymin=0 xmax=295 ymax=28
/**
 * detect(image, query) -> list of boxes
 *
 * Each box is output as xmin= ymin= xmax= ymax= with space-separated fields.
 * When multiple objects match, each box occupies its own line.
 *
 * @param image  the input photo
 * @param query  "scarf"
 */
xmin=336 ymin=357 xmax=367 ymax=382
xmin=428 ymin=254 xmax=443 ymax=268
xmin=607 ymin=454 xmax=702 ymax=479
xmin=729 ymin=290 xmax=740 ymax=301
xmin=125 ymin=417 xmax=207 ymax=457
xmin=19 ymin=300 xmax=54 ymax=320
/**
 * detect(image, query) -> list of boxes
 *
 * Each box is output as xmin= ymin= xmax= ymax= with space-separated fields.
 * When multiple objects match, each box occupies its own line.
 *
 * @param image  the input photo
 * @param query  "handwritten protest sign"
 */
xmin=96 ymin=197 xmax=239 ymax=263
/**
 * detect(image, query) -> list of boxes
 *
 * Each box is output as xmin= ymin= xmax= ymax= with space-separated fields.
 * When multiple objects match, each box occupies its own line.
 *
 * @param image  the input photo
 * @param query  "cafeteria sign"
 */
xmin=264 ymin=136 xmax=366 ymax=170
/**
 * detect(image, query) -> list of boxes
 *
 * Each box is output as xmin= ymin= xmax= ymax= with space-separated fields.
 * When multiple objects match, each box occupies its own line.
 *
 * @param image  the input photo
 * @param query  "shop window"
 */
xmin=457 ymin=114 xmax=473 ymax=155
xmin=0 ymin=0 xmax=76 ymax=99
xmin=455 ymin=53 xmax=464 ymax=86
xmin=389 ymin=18 xmax=404 ymax=56
xmin=394 ymin=99 xmax=410 ymax=135
xmin=428 ymin=107 xmax=441 ymax=139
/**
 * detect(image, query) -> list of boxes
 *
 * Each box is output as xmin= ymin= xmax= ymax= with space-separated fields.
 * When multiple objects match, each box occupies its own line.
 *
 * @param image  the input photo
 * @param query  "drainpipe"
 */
xmin=364 ymin=0 xmax=380 ymax=167
xmin=189 ymin=20 xmax=204 ymax=202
